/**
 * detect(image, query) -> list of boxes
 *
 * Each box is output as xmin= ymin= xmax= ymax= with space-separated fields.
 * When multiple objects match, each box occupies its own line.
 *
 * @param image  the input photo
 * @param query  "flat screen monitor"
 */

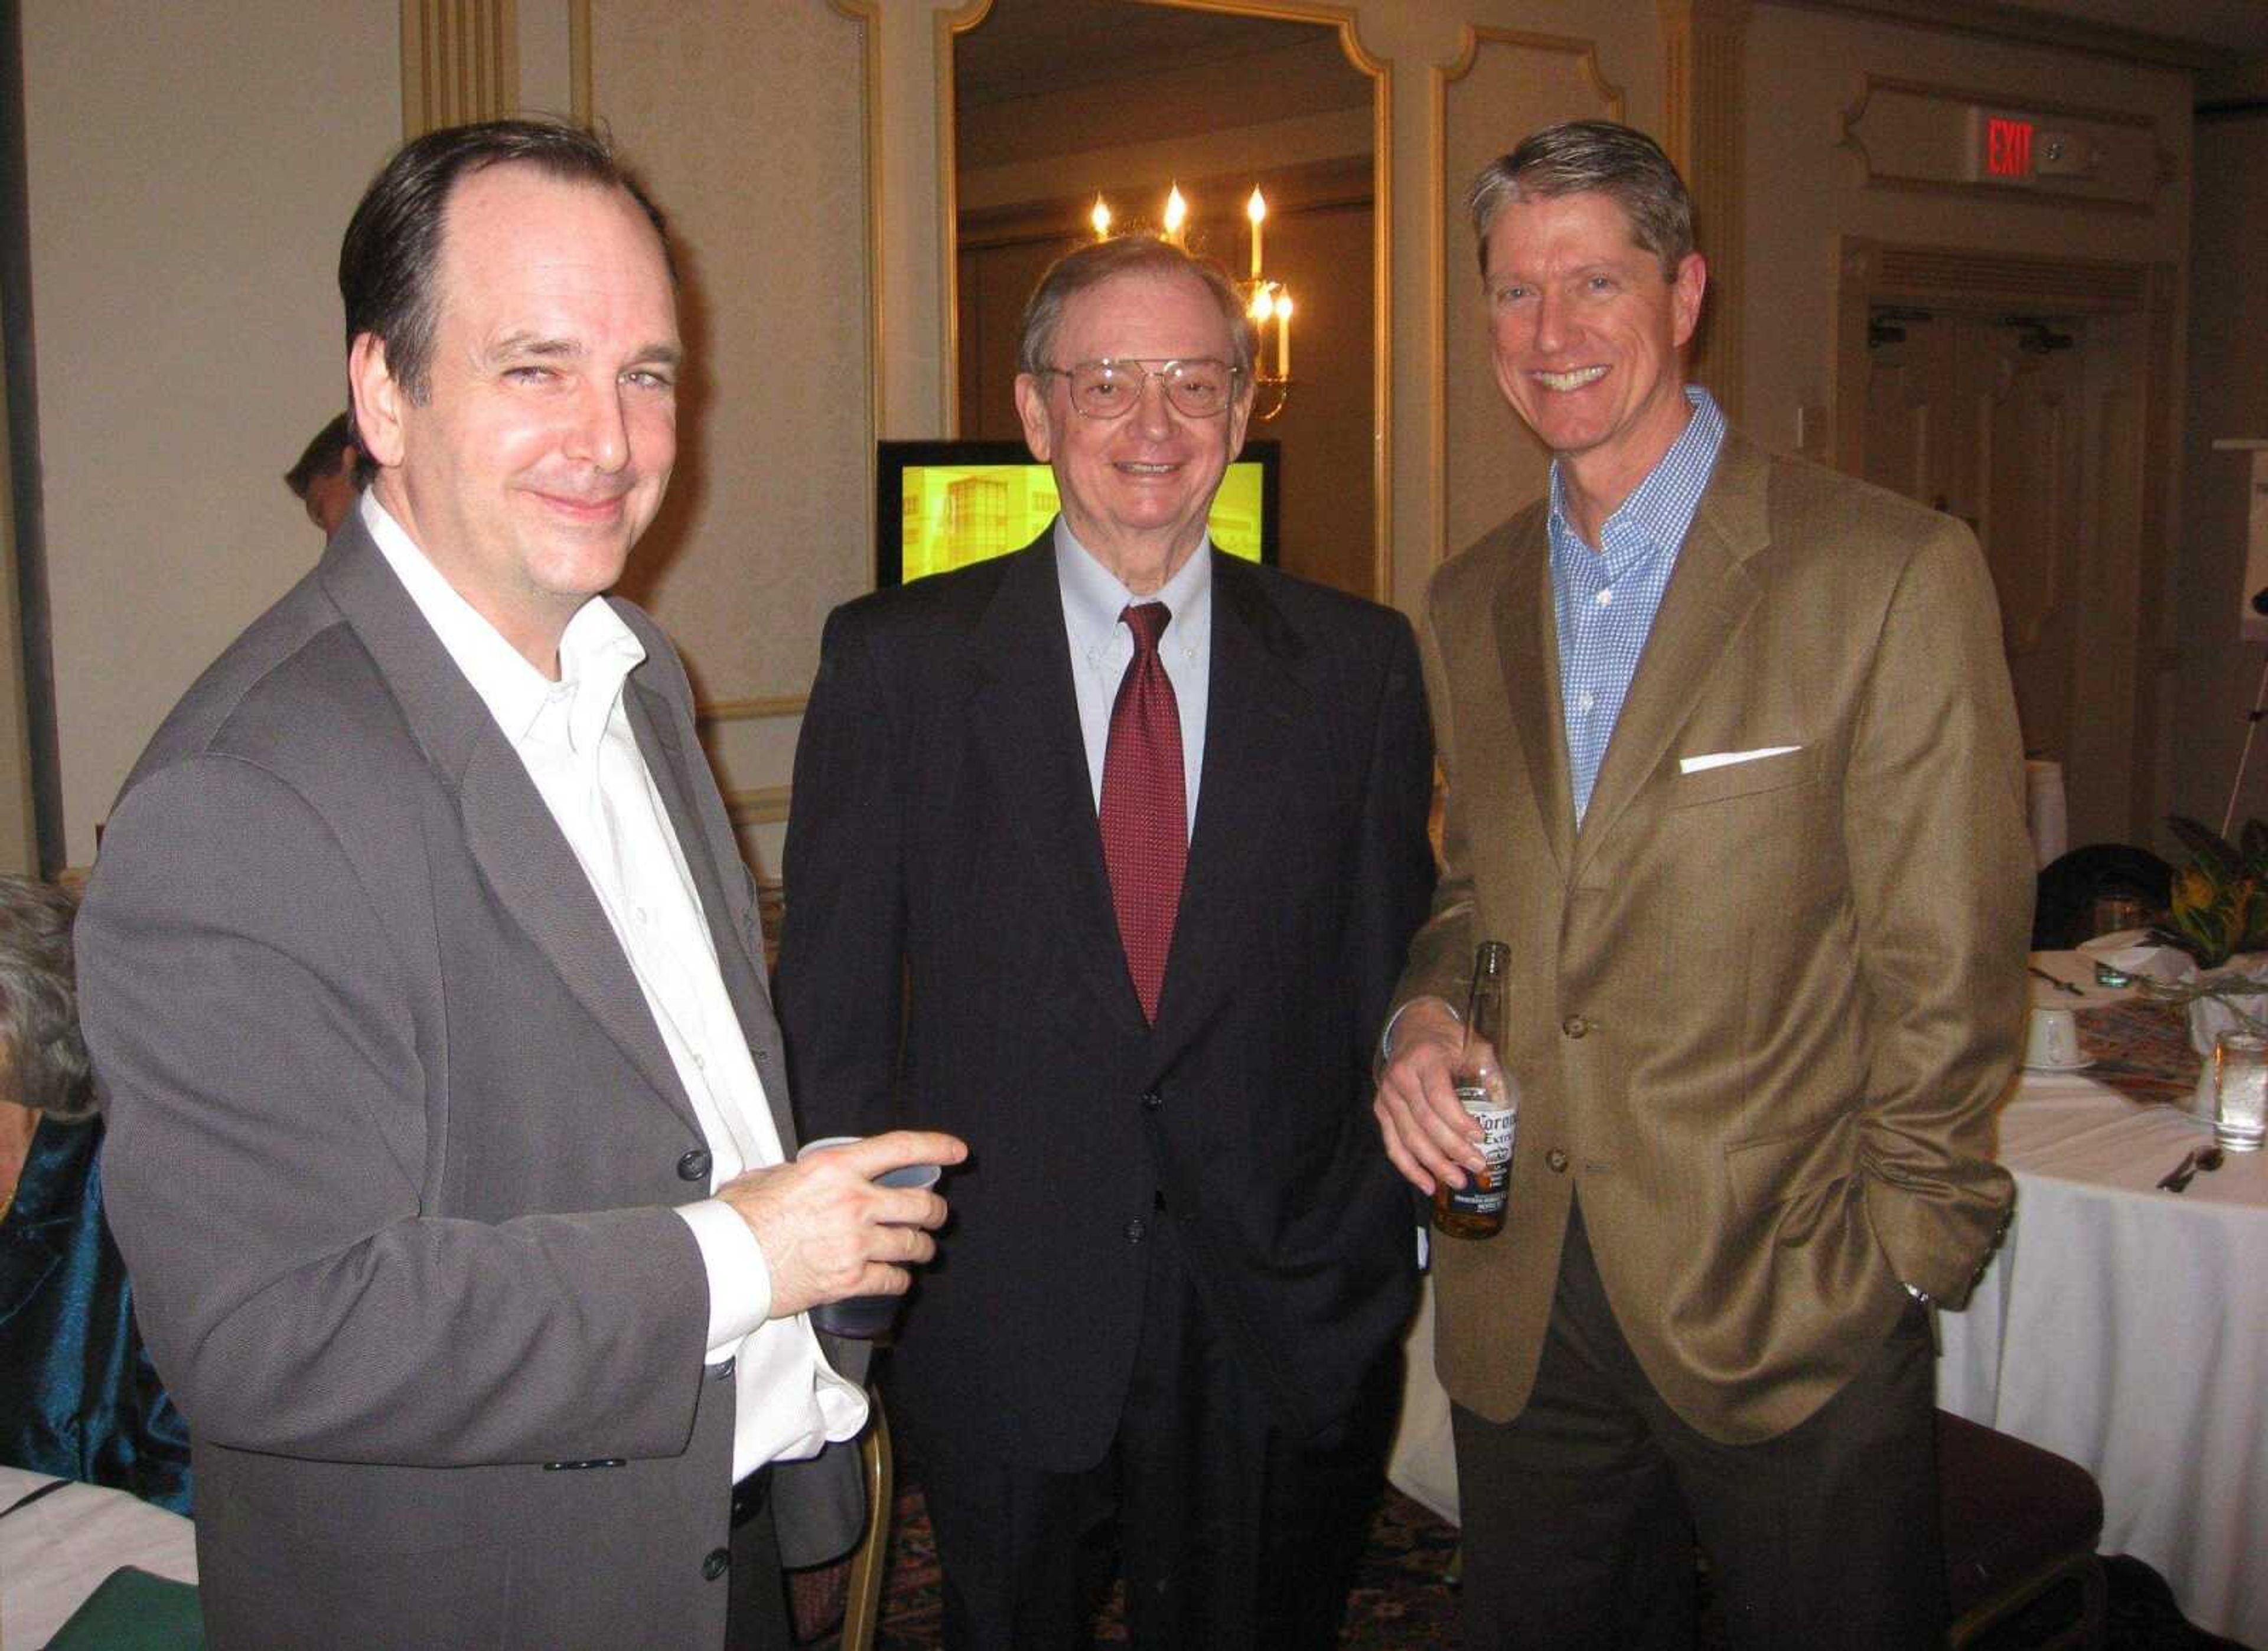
xmin=876 ymin=438 xmax=1279 ymax=587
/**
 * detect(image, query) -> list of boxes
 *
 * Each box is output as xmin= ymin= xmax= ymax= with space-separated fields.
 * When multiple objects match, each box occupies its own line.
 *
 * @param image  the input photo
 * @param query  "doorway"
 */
xmin=1834 ymin=239 xmax=2175 ymax=848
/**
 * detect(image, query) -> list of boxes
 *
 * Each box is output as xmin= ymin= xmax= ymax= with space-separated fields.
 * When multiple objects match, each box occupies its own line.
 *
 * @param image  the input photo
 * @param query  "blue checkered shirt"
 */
xmin=1550 ymin=386 xmax=1726 ymax=825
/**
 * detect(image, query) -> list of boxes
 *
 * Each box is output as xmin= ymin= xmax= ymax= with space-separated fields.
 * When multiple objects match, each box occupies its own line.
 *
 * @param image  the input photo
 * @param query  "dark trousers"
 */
xmin=725 ymin=1468 xmax=793 ymax=1651
xmin=914 ymin=1210 xmax=1397 ymax=1651
xmin=1452 ymin=1201 xmax=1946 ymax=1651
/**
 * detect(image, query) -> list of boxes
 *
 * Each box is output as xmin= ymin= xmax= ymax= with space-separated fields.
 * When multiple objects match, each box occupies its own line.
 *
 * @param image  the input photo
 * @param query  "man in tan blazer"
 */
xmin=1375 ymin=121 xmax=2029 ymax=1650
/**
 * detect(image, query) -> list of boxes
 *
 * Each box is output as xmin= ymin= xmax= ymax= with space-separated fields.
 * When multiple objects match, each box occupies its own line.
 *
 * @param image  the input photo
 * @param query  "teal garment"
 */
xmin=0 ymin=1114 xmax=192 ymax=1513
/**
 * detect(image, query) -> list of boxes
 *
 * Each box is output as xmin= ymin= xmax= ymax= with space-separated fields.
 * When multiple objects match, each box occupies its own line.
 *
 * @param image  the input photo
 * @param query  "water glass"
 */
xmin=2212 ymin=1032 xmax=2268 ymax=1153
xmin=2090 ymin=893 xmax=2151 ymax=939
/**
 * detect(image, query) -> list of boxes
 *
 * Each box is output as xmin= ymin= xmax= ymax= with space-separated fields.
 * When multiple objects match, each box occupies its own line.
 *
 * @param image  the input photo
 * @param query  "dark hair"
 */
xmin=338 ymin=118 xmax=674 ymax=409
xmin=1016 ymin=234 xmax=1255 ymax=383
xmin=1467 ymin=120 xmax=1695 ymax=282
xmin=284 ymin=411 xmax=375 ymax=496
xmin=0 ymin=876 xmax=93 ymax=1123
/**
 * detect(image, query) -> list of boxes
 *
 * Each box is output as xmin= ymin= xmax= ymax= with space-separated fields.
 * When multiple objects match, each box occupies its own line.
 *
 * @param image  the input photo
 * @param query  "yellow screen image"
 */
xmin=901 ymin=462 xmax=1265 ymax=582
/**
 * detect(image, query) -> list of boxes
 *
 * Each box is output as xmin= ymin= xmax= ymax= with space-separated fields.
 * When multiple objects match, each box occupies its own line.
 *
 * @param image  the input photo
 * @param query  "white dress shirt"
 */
xmin=1054 ymin=518 xmax=1212 ymax=834
xmin=361 ymin=492 xmax=866 ymax=1481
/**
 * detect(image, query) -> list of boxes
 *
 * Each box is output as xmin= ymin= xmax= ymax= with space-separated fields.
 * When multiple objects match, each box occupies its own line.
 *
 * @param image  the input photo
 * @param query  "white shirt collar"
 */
xmin=1052 ymin=517 xmax=1213 ymax=662
xmin=359 ymin=490 xmax=645 ymax=753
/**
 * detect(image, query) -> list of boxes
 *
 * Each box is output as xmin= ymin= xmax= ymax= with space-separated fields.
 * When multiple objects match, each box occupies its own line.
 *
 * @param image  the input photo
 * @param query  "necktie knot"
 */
xmin=1122 ymin=602 xmax=1171 ymax=657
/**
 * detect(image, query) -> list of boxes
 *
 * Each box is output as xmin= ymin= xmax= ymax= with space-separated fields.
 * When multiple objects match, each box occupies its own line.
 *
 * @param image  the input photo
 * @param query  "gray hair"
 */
xmin=1016 ymin=234 xmax=1255 ymax=382
xmin=1466 ymin=120 xmax=1695 ymax=282
xmin=0 ymin=876 xmax=93 ymax=1122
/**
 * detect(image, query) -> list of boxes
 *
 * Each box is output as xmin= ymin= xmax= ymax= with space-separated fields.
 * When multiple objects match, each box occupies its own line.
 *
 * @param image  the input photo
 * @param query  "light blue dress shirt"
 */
xmin=1549 ymin=386 xmax=1726 ymax=825
xmin=1054 ymin=518 xmax=1212 ymax=838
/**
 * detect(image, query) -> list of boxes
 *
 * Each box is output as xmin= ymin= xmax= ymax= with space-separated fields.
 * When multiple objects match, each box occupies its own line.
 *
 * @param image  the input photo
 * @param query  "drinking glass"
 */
xmin=2212 ymin=1032 xmax=2268 ymax=1153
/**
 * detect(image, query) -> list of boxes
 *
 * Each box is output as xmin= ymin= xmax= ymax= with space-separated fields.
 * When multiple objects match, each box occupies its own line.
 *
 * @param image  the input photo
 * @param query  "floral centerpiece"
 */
xmin=2142 ymin=819 xmax=2268 ymax=1079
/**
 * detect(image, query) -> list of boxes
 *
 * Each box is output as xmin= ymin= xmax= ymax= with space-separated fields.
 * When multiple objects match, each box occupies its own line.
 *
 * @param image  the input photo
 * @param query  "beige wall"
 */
xmin=22 ymin=4 xmax=400 ymax=866
xmin=2172 ymin=106 xmax=2268 ymax=840
xmin=15 ymin=0 xmax=2243 ymax=872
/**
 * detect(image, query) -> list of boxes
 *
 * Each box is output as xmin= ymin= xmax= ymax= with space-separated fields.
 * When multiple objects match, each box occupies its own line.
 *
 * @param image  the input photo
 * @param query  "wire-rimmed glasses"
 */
xmin=1036 ymin=357 xmax=1242 ymax=420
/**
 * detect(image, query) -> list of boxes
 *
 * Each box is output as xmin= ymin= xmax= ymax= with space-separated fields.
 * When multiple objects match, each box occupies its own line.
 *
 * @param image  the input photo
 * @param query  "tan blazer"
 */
xmin=1400 ymin=429 xmax=2028 ymax=1445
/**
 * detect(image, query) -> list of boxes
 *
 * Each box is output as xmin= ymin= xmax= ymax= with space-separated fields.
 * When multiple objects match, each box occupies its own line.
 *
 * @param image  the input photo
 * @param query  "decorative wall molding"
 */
xmin=698 ymin=696 xmax=809 ymax=725
xmin=724 ymin=785 xmax=793 ymax=827
xmin=402 ymin=0 xmax=520 ymax=138
xmin=1432 ymin=25 xmax=1624 ymax=571
xmin=1837 ymin=236 xmax=2152 ymax=314
xmin=1837 ymin=74 xmax=2168 ymax=216
xmin=832 ymin=0 xmax=885 ymax=521
xmin=1767 ymin=0 xmax=2221 ymax=71
xmin=937 ymin=0 xmax=992 ymax=440
xmin=1658 ymin=0 xmax=1751 ymax=422
xmin=568 ymin=0 xmax=591 ymax=125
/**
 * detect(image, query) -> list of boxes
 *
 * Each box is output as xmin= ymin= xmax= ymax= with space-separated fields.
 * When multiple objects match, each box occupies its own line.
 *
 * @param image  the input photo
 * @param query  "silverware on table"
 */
xmin=2158 ymin=1146 xmax=2226 ymax=1193
xmin=2028 ymin=965 xmax=2086 ymax=997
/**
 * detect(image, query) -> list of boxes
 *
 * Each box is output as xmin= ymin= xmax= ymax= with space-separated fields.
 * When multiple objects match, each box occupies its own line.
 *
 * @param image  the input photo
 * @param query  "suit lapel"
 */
xmin=967 ymin=542 xmax=1146 ymax=1032
xmin=1147 ymin=554 xmax=1307 ymax=1056
xmin=1492 ymin=518 xmax=1576 ymax=876
xmin=1571 ymin=433 xmax=1770 ymax=878
xmin=320 ymin=526 xmax=704 ymax=1140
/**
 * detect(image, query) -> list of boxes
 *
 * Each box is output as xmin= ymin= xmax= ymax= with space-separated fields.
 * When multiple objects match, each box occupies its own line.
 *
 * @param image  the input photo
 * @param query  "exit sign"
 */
xmin=1986 ymin=116 xmax=2034 ymax=178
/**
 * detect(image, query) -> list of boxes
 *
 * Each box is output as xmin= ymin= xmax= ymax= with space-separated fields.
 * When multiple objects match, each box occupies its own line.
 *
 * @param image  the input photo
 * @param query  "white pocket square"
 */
xmin=1679 ymin=745 xmax=1801 ymax=776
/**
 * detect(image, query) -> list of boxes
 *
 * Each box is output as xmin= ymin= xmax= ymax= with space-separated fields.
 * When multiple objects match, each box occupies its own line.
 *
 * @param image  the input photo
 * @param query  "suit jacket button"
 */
xmin=677 ymin=1147 xmax=712 ymax=1182
xmin=1547 ymin=1148 xmax=1570 ymax=1173
xmin=1560 ymin=1014 xmax=1591 ymax=1039
xmin=711 ymin=1357 xmax=736 ymax=1382
xmin=1139 ymin=1090 xmax=1162 ymax=1111
xmin=1125 ymin=1218 xmax=1147 ymax=1243
xmin=702 ymin=1547 xmax=730 ymax=1581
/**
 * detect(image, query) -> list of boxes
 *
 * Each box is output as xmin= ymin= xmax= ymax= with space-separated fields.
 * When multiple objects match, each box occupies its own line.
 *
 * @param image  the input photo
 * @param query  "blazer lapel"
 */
xmin=1571 ymin=433 xmax=1770 ymax=878
xmin=966 ymin=542 xmax=1146 ymax=1032
xmin=1492 ymin=520 xmax=1576 ymax=876
xmin=1146 ymin=554 xmax=1307 ymax=1056
xmin=320 ymin=526 xmax=705 ymax=1141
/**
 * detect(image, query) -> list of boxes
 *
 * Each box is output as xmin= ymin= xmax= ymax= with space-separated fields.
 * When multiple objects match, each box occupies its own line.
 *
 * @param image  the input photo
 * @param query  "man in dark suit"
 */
xmin=778 ymin=234 xmax=1436 ymax=1649
xmin=76 ymin=119 xmax=961 ymax=1650
xmin=1374 ymin=122 xmax=2029 ymax=1649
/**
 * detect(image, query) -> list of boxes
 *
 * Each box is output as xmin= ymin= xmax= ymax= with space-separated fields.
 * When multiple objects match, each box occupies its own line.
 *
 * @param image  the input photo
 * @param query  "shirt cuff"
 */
xmin=676 ymin=1199 xmax=774 ymax=1358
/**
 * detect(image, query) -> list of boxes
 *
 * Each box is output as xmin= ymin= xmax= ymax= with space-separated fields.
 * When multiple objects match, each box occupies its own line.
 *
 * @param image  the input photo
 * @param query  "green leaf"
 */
xmin=2169 ymin=814 xmax=2242 ymax=877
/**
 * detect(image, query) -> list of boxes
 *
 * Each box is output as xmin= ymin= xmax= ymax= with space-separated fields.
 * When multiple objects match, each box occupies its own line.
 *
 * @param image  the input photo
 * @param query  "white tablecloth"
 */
xmin=1940 ymin=1075 xmax=2268 ymax=1649
xmin=0 ymin=1467 xmax=197 ymax=1649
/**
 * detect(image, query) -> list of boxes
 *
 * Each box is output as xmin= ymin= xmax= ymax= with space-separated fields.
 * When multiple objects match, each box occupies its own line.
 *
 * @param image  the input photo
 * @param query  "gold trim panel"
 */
xmin=698 ymin=696 xmax=810 ymax=725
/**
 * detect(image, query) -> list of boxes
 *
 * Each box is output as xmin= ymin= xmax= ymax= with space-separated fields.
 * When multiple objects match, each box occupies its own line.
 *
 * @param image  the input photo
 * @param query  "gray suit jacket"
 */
xmin=77 ymin=519 xmax=861 ymax=1649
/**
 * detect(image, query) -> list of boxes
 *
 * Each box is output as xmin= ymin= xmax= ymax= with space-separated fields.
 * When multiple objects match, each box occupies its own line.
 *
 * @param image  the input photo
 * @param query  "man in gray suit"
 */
xmin=76 ymin=119 xmax=962 ymax=1650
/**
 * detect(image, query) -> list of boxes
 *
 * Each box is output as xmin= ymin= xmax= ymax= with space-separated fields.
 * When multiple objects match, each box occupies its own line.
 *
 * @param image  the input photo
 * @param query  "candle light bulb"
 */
xmin=1249 ymin=282 xmax=1275 ymax=323
xmin=1090 ymin=195 xmax=1112 ymax=240
xmin=1164 ymin=184 xmax=1187 ymax=243
xmin=1246 ymin=187 xmax=1266 ymax=279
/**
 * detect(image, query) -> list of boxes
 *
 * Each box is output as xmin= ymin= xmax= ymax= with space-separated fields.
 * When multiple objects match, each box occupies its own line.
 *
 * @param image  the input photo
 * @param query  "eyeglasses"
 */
xmin=1037 ymin=357 xmax=1241 ymax=420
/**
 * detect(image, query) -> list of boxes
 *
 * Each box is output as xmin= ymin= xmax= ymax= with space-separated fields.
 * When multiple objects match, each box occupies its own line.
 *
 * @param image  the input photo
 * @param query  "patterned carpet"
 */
xmin=858 ymin=1480 xmax=2252 ymax=1650
xmin=870 ymin=1481 xmax=1458 ymax=1649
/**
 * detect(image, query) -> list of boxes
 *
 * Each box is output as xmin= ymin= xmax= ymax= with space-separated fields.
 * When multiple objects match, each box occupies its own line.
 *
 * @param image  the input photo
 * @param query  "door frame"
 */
xmin=1831 ymin=236 xmax=2179 ymax=845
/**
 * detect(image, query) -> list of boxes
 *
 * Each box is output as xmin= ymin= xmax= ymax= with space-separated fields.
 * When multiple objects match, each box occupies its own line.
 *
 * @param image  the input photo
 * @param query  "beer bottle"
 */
xmin=1432 ymin=941 xmax=1517 ymax=1239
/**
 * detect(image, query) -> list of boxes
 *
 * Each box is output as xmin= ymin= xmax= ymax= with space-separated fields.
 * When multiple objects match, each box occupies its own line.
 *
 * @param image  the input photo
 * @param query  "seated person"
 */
xmin=0 ymin=875 xmax=190 ymax=1512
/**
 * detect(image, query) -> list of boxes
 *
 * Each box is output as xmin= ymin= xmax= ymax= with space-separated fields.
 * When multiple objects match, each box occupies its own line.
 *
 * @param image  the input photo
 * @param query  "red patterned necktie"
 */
xmin=1099 ymin=602 xmax=1186 ymax=1024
